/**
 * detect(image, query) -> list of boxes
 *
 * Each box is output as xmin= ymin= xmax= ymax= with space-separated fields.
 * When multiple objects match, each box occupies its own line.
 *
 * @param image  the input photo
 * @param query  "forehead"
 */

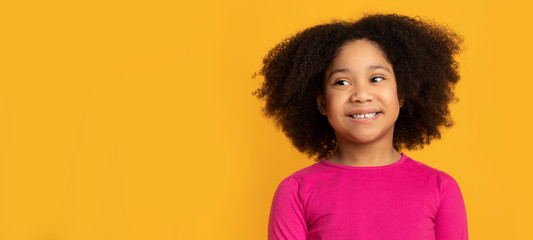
xmin=327 ymin=39 xmax=392 ymax=72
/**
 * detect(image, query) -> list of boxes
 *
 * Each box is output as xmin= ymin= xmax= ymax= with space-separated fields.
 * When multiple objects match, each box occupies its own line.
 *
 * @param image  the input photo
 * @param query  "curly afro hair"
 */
xmin=253 ymin=13 xmax=463 ymax=161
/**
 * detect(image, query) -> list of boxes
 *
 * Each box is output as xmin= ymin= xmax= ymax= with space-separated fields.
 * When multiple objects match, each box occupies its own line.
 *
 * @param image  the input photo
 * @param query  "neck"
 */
xmin=328 ymin=132 xmax=402 ymax=167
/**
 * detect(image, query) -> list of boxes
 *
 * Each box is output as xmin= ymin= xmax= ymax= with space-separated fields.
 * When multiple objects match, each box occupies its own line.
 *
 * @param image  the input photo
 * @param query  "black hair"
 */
xmin=253 ymin=14 xmax=463 ymax=160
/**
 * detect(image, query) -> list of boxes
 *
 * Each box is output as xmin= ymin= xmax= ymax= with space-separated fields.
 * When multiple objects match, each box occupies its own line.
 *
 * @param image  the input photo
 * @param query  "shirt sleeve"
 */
xmin=435 ymin=171 xmax=469 ymax=240
xmin=268 ymin=176 xmax=308 ymax=240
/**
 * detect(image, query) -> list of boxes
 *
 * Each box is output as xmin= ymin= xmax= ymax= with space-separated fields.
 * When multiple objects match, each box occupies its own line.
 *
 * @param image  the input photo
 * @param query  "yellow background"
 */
xmin=0 ymin=0 xmax=532 ymax=239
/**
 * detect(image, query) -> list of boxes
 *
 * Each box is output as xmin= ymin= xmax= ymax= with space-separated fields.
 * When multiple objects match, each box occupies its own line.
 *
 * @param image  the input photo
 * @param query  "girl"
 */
xmin=254 ymin=14 xmax=468 ymax=239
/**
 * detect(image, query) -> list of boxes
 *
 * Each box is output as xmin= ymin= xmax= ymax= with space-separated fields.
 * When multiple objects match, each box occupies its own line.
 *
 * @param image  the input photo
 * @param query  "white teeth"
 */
xmin=350 ymin=112 xmax=377 ymax=119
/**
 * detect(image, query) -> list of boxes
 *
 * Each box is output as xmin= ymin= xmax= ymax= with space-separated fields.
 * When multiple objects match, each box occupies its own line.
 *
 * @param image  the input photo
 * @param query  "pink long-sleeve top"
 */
xmin=268 ymin=153 xmax=468 ymax=240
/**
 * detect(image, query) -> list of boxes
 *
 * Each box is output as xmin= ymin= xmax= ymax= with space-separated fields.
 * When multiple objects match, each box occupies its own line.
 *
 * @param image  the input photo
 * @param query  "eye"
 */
xmin=334 ymin=79 xmax=350 ymax=86
xmin=371 ymin=76 xmax=385 ymax=83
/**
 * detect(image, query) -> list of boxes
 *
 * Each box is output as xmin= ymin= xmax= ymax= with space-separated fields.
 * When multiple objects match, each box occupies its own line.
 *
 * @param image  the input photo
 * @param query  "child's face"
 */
xmin=317 ymin=39 xmax=401 ymax=146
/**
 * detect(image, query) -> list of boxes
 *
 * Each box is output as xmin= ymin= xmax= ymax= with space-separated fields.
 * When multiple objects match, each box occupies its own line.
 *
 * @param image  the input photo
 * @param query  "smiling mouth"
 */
xmin=348 ymin=112 xmax=379 ymax=119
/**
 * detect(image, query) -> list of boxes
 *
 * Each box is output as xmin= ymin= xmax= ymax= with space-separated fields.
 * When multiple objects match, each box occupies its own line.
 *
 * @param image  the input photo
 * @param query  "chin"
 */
xmin=347 ymin=135 xmax=381 ymax=144
xmin=353 ymin=138 xmax=379 ymax=144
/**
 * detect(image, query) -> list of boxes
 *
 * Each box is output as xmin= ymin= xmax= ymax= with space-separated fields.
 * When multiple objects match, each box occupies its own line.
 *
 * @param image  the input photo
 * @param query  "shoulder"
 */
xmin=271 ymin=163 xmax=323 ymax=205
xmin=404 ymin=155 xmax=441 ymax=174
xmin=402 ymin=155 xmax=461 ymax=189
xmin=285 ymin=160 xmax=336 ymax=184
xmin=274 ymin=160 xmax=330 ymax=190
xmin=409 ymin=156 xmax=458 ymax=191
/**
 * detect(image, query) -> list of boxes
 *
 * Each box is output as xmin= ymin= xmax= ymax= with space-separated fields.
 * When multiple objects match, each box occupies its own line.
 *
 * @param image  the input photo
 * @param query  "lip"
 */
xmin=346 ymin=108 xmax=381 ymax=115
xmin=347 ymin=112 xmax=381 ymax=123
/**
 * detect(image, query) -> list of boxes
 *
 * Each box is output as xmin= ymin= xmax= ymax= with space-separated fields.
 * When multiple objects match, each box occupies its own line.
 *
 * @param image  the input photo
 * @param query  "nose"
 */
xmin=350 ymin=84 xmax=373 ymax=103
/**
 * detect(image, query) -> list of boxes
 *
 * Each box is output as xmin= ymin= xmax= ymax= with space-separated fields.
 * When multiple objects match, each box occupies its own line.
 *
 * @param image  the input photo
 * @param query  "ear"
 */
xmin=399 ymin=96 xmax=405 ymax=108
xmin=317 ymin=95 xmax=327 ymax=115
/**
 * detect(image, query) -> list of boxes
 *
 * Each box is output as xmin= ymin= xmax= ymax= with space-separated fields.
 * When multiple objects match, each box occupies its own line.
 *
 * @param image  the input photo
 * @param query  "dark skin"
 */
xmin=318 ymin=39 xmax=401 ymax=166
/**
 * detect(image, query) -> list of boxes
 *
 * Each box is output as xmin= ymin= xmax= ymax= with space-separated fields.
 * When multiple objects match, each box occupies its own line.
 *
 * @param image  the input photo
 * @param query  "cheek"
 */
xmin=379 ymin=91 xmax=400 ymax=116
xmin=384 ymin=87 xmax=400 ymax=105
xmin=325 ymin=92 xmax=345 ymax=110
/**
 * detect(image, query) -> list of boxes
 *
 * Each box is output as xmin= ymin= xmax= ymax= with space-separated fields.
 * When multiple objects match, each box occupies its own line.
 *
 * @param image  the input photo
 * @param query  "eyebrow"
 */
xmin=368 ymin=65 xmax=392 ymax=73
xmin=327 ymin=65 xmax=392 ymax=79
